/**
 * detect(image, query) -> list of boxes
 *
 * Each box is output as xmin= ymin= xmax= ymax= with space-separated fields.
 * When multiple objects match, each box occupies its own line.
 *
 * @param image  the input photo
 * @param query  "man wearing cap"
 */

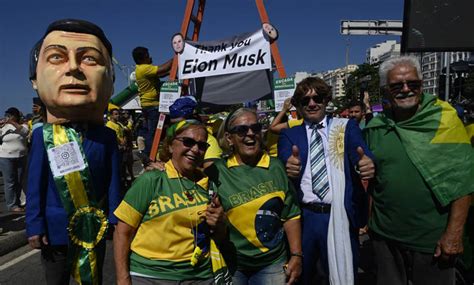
xmin=26 ymin=19 xmax=121 ymax=285
xmin=164 ymin=96 xmax=222 ymax=167
xmin=132 ymin=46 xmax=172 ymax=162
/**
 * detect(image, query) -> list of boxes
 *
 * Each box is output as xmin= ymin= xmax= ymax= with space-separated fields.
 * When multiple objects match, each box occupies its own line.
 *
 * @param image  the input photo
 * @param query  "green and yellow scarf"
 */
xmin=43 ymin=123 xmax=108 ymax=285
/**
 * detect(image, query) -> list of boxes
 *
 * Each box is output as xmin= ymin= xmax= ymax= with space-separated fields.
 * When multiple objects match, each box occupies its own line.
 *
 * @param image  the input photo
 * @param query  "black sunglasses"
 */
xmin=228 ymin=123 xmax=263 ymax=136
xmin=175 ymin=137 xmax=210 ymax=151
xmin=299 ymin=95 xmax=325 ymax=106
xmin=388 ymin=80 xmax=422 ymax=94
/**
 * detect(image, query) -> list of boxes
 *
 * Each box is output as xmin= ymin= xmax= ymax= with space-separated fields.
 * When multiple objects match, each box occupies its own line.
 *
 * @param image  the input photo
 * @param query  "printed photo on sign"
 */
xmin=171 ymin=32 xmax=185 ymax=54
xmin=47 ymin=141 xmax=86 ymax=177
xmin=262 ymin=22 xmax=279 ymax=41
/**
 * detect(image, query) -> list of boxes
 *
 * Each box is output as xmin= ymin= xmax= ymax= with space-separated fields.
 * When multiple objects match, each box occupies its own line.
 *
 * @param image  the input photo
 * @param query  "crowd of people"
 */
xmin=0 ymin=17 xmax=471 ymax=285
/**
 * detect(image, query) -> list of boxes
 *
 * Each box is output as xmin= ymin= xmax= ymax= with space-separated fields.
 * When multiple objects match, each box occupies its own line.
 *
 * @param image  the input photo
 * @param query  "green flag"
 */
xmin=365 ymin=93 xmax=473 ymax=207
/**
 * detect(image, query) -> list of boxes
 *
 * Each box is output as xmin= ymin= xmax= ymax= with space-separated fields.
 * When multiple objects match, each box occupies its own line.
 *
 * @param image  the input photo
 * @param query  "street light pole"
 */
xmin=445 ymin=52 xmax=451 ymax=101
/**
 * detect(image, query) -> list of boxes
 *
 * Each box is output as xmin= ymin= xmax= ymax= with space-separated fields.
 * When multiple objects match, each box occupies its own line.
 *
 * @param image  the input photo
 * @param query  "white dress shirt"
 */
xmin=300 ymin=116 xmax=333 ymax=204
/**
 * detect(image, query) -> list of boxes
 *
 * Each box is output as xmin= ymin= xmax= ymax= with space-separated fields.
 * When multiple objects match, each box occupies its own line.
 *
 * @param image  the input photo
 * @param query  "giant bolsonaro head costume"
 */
xmin=30 ymin=19 xmax=114 ymax=124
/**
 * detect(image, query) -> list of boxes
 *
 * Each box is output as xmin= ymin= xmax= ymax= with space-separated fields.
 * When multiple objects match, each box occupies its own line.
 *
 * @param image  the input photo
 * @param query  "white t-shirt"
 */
xmin=0 ymin=123 xmax=29 ymax=158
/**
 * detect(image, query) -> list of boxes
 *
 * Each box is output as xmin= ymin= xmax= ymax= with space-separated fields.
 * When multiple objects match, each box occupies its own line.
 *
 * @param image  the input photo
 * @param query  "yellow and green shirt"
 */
xmin=208 ymin=153 xmax=301 ymax=270
xmin=106 ymin=120 xmax=124 ymax=143
xmin=204 ymin=133 xmax=222 ymax=161
xmin=267 ymin=118 xmax=303 ymax=157
xmin=114 ymin=161 xmax=213 ymax=280
xmin=135 ymin=64 xmax=161 ymax=107
xmin=288 ymin=118 xmax=303 ymax=128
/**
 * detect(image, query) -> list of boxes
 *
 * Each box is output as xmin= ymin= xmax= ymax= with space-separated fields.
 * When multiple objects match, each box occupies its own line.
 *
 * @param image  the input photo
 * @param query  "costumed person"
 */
xmin=0 ymin=107 xmax=29 ymax=212
xmin=364 ymin=56 xmax=473 ymax=285
xmin=113 ymin=121 xmax=229 ymax=285
xmin=25 ymin=19 xmax=121 ymax=285
xmin=207 ymin=108 xmax=302 ymax=284
xmin=277 ymin=77 xmax=375 ymax=285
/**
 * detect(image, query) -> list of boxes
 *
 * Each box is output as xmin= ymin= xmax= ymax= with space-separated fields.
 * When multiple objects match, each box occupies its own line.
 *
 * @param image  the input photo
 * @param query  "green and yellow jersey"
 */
xmin=114 ymin=161 xmax=213 ymax=280
xmin=209 ymin=153 xmax=301 ymax=270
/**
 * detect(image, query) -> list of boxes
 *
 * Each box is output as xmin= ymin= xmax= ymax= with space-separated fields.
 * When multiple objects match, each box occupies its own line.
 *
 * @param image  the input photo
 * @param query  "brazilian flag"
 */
xmin=365 ymin=93 xmax=473 ymax=207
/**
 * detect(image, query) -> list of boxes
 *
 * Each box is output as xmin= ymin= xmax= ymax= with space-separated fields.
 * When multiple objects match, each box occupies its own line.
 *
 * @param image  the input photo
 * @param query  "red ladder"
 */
xmin=150 ymin=0 xmax=286 ymax=161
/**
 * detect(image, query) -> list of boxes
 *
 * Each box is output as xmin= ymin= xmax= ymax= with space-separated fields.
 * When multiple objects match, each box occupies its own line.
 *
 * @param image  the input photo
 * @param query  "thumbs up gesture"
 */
xmin=356 ymin=146 xmax=375 ymax=180
xmin=286 ymin=145 xmax=302 ymax=178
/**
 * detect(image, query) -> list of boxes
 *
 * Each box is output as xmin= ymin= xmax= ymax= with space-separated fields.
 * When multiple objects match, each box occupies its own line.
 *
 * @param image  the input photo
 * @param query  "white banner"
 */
xmin=178 ymin=29 xmax=271 ymax=79
xmin=159 ymin=81 xmax=181 ymax=113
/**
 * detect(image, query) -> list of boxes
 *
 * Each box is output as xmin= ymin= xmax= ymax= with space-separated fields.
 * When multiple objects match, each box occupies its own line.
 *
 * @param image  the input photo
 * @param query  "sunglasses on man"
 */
xmin=387 ymin=80 xmax=422 ymax=94
xmin=299 ymin=95 xmax=326 ymax=106
xmin=174 ymin=137 xmax=210 ymax=152
xmin=228 ymin=123 xmax=263 ymax=136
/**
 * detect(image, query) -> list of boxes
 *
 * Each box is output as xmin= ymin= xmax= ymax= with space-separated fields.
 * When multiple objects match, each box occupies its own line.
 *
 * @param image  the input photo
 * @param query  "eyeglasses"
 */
xmin=299 ymin=95 xmax=325 ymax=106
xmin=228 ymin=123 xmax=263 ymax=136
xmin=387 ymin=80 xmax=422 ymax=94
xmin=174 ymin=137 xmax=210 ymax=151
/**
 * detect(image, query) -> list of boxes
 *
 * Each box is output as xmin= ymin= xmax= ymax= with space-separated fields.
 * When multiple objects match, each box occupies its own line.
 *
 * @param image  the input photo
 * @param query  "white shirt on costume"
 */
xmin=300 ymin=116 xmax=333 ymax=204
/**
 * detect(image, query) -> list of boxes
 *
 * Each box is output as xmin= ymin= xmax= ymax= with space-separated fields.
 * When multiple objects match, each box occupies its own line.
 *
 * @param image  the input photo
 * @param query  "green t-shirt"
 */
xmin=365 ymin=127 xmax=449 ymax=253
xmin=114 ymin=161 xmax=213 ymax=280
xmin=209 ymin=153 xmax=301 ymax=269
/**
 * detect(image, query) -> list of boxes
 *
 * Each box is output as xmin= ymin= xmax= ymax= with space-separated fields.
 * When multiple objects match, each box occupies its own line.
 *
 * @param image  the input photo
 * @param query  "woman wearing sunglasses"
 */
xmin=208 ymin=108 xmax=302 ymax=285
xmin=113 ymin=121 xmax=227 ymax=285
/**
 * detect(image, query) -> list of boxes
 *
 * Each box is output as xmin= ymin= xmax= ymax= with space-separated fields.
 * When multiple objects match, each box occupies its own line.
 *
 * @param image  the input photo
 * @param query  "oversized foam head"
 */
xmin=30 ymin=19 xmax=114 ymax=124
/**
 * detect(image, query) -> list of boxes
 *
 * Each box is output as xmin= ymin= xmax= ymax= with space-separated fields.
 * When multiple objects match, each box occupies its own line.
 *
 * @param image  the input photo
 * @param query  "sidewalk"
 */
xmin=0 ymin=212 xmax=27 ymax=257
xmin=0 ymin=176 xmax=28 ymax=257
xmin=0 ymin=151 xmax=145 ymax=259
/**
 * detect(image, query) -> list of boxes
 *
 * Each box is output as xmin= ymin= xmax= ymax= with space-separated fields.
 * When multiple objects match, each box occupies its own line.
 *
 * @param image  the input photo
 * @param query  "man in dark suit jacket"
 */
xmin=278 ymin=77 xmax=374 ymax=285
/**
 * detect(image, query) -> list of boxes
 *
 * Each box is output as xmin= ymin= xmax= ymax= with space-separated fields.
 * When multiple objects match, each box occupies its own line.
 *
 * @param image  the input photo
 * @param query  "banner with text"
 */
xmin=159 ymin=81 xmax=181 ymax=113
xmin=273 ymin=77 xmax=296 ymax=112
xmin=178 ymin=29 xmax=271 ymax=79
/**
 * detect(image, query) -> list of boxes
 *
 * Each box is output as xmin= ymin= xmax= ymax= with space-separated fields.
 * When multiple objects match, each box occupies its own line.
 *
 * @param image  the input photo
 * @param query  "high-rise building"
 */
xmin=366 ymin=40 xmax=400 ymax=65
xmin=293 ymin=71 xmax=324 ymax=84
xmin=421 ymin=52 xmax=471 ymax=96
xmin=322 ymin=65 xmax=358 ymax=98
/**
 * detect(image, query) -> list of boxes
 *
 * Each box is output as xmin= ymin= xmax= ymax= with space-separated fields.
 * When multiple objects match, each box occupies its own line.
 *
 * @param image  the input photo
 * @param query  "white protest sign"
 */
xmin=159 ymin=81 xmax=181 ymax=113
xmin=273 ymin=77 xmax=296 ymax=112
xmin=178 ymin=29 xmax=271 ymax=79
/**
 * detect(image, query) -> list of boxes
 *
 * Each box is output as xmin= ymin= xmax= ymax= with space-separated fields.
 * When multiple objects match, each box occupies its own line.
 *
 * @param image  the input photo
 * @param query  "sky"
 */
xmin=0 ymin=0 xmax=403 ymax=115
